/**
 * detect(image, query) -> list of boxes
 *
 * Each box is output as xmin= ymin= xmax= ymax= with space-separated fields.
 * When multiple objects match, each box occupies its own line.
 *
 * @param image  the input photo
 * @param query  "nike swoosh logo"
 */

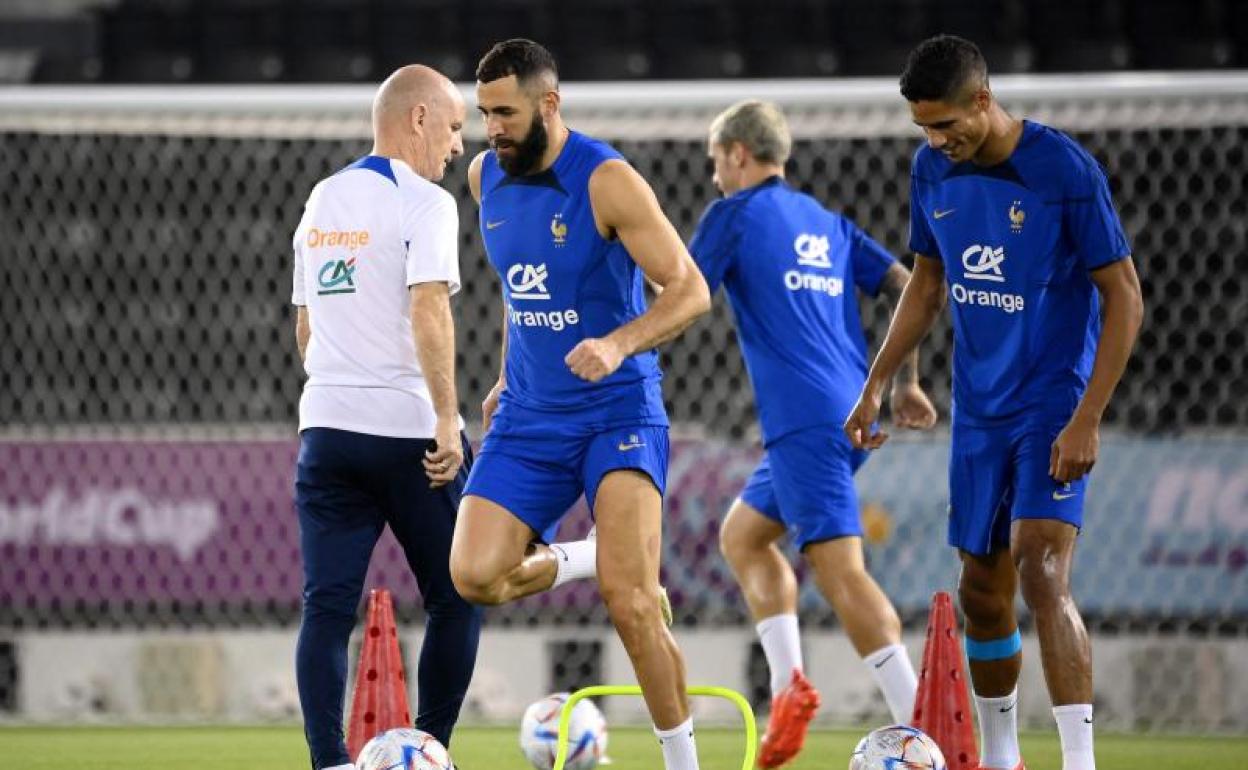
xmin=1083 ymin=717 xmax=1093 ymax=724
xmin=933 ymin=208 xmax=956 ymax=219
xmin=618 ymin=442 xmax=645 ymax=451
xmin=1052 ymin=491 xmax=1077 ymax=500
xmin=999 ymin=702 xmax=1017 ymax=713
xmin=873 ymin=652 xmax=895 ymax=669
xmin=486 ymin=219 xmax=507 ymax=229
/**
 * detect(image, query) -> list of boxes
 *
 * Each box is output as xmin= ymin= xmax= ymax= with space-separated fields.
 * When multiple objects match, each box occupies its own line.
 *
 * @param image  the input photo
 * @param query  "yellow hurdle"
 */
xmin=553 ymin=684 xmax=757 ymax=770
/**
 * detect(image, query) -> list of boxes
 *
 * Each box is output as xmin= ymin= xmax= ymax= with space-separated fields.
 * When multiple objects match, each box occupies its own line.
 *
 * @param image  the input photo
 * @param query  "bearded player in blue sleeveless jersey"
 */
xmin=690 ymin=100 xmax=937 ymax=769
xmin=845 ymin=37 xmax=1144 ymax=770
xmin=448 ymin=40 xmax=711 ymax=770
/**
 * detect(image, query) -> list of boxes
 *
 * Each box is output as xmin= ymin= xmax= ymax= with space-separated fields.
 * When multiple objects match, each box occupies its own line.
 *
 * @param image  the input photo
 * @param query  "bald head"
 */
xmin=373 ymin=65 xmax=455 ymax=136
xmin=371 ymin=64 xmax=466 ymax=182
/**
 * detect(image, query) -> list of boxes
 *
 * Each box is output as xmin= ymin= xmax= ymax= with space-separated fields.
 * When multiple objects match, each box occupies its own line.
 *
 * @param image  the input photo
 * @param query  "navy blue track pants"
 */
xmin=294 ymin=427 xmax=481 ymax=769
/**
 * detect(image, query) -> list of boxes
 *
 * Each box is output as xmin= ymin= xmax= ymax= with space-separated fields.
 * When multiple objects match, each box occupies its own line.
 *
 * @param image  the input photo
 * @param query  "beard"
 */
xmin=492 ymin=112 xmax=549 ymax=176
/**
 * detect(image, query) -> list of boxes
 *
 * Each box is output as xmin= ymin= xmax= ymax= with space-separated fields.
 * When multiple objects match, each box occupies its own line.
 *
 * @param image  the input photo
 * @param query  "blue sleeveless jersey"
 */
xmin=480 ymin=130 xmax=667 ymax=427
xmin=909 ymin=120 xmax=1130 ymax=426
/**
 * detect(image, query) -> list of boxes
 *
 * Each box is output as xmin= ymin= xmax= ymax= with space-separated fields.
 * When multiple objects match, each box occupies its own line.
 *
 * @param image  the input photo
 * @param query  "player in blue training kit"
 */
xmin=845 ymin=37 xmax=1143 ymax=770
xmin=448 ymin=40 xmax=711 ymax=770
xmin=689 ymin=100 xmax=937 ymax=769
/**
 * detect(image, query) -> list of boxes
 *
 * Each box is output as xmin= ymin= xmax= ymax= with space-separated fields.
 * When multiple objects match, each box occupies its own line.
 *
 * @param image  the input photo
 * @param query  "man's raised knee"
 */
xmin=449 ymin=559 xmax=505 ymax=606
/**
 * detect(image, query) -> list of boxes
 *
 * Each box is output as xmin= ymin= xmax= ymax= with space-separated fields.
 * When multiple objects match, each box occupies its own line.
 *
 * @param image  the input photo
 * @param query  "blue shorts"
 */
xmin=948 ymin=417 xmax=1087 ymax=556
xmin=464 ymin=422 xmax=669 ymax=543
xmin=740 ymin=425 xmax=869 ymax=549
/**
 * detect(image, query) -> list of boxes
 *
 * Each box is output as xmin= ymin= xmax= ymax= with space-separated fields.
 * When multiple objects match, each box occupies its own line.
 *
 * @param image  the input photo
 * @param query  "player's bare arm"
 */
xmin=1050 ymin=257 xmax=1144 ymax=483
xmin=564 ymin=159 xmax=711 ymax=383
xmin=877 ymin=262 xmax=937 ymax=431
xmin=410 ymin=281 xmax=464 ymax=486
xmin=481 ymin=303 xmax=509 ymax=434
xmin=468 ymin=148 xmax=509 ymax=432
xmin=845 ymin=253 xmax=946 ymax=449
xmin=295 ymin=306 xmax=311 ymax=363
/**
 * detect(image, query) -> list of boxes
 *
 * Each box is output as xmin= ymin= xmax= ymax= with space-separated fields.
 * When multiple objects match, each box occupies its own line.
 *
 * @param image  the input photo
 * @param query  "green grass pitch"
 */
xmin=2 ymin=725 xmax=1243 ymax=769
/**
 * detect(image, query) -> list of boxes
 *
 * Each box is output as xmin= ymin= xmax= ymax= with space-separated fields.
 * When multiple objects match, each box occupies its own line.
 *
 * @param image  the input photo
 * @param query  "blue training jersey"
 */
xmin=690 ymin=177 xmax=895 ymax=444
xmin=480 ymin=130 xmax=667 ymax=426
xmin=910 ymin=119 xmax=1131 ymax=425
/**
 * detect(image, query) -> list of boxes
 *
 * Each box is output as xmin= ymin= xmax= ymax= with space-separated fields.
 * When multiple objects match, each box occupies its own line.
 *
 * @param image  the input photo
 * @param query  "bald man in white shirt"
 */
xmin=291 ymin=65 xmax=476 ymax=770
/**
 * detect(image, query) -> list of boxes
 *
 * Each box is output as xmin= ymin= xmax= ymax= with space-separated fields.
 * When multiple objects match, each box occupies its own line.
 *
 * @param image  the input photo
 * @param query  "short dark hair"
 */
xmin=899 ymin=34 xmax=988 ymax=103
xmin=475 ymin=38 xmax=558 ymax=87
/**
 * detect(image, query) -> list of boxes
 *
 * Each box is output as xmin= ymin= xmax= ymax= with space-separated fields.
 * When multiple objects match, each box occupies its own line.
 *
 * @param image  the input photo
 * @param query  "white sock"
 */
xmin=1053 ymin=703 xmax=1096 ymax=770
xmin=549 ymin=539 xmax=596 ymax=589
xmin=654 ymin=717 xmax=699 ymax=770
xmin=974 ymin=688 xmax=1022 ymax=769
xmin=862 ymin=643 xmax=918 ymax=724
xmin=322 ymin=765 xmax=354 ymax=770
xmin=755 ymin=614 xmax=802 ymax=696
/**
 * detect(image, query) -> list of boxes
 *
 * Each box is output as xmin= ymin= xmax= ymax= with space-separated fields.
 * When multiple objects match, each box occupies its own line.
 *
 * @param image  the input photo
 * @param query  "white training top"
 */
xmin=292 ymin=155 xmax=463 ymax=439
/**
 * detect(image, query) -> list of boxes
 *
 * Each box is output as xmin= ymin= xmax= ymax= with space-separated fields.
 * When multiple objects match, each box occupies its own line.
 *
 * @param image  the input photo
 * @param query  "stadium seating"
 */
xmin=0 ymin=0 xmax=1241 ymax=83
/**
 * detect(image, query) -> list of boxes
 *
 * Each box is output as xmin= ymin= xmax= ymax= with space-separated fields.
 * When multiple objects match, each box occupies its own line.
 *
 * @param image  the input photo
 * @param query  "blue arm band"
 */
xmin=965 ymin=630 xmax=1022 ymax=661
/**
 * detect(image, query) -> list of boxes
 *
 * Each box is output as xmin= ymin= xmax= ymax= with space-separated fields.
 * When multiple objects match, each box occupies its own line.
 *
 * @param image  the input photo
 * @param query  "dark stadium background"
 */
xmin=2 ymin=0 xmax=1245 ymax=84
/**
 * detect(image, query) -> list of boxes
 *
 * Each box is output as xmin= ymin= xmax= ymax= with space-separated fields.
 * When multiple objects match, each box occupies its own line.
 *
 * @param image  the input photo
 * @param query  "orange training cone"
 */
xmin=911 ymin=591 xmax=979 ymax=770
xmin=347 ymin=588 xmax=413 ymax=761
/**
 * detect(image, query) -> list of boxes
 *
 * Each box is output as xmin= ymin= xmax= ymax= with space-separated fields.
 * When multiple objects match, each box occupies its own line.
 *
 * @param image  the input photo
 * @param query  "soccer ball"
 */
xmin=849 ymin=725 xmax=946 ymax=770
xmin=355 ymin=728 xmax=453 ymax=770
xmin=519 ymin=692 xmax=608 ymax=770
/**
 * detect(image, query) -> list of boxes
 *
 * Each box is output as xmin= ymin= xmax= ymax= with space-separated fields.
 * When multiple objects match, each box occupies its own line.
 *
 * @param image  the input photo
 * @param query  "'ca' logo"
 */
xmin=794 ymin=233 xmax=832 ymax=268
xmin=317 ymin=258 xmax=357 ymax=295
xmin=507 ymin=263 xmax=551 ymax=300
xmin=961 ymin=244 xmax=1006 ymax=283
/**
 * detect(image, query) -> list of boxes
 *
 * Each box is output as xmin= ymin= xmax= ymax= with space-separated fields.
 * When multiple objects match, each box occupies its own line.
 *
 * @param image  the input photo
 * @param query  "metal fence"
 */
xmin=1 ymin=74 xmax=1246 ymax=729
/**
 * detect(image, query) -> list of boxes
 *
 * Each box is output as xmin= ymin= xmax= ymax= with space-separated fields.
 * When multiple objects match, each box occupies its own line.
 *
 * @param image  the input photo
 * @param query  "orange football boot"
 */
xmin=757 ymin=669 xmax=821 ymax=768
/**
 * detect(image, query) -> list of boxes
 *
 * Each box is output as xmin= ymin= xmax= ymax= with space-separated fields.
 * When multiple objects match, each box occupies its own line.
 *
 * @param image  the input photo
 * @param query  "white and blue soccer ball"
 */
xmin=355 ymin=728 xmax=453 ymax=770
xmin=519 ymin=692 xmax=608 ymax=770
xmin=849 ymin=724 xmax=947 ymax=770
